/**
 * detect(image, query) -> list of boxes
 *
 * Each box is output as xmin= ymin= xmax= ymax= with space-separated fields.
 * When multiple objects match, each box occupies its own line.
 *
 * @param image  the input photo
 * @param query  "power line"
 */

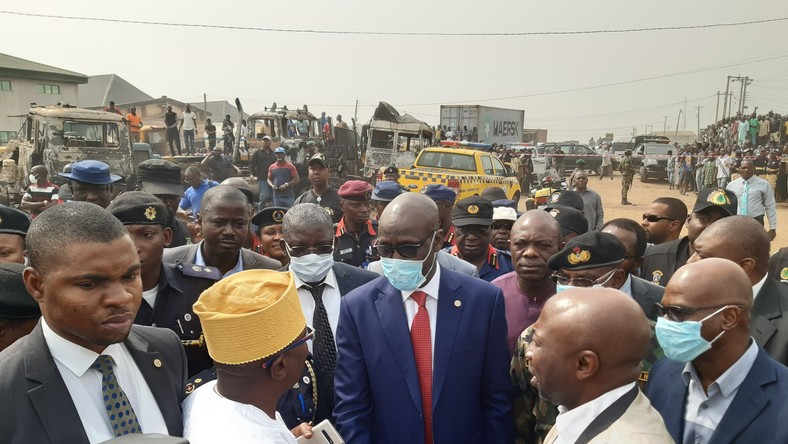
xmin=1 ymin=10 xmax=787 ymax=37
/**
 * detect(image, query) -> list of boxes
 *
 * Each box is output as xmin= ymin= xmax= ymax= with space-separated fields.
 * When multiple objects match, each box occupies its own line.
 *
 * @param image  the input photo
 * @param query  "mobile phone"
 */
xmin=295 ymin=420 xmax=344 ymax=444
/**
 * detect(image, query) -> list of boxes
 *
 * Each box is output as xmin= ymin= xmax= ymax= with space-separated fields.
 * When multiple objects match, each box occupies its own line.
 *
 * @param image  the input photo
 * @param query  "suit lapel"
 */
xmin=432 ymin=271 xmax=463 ymax=409
xmin=374 ymin=281 xmax=422 ymax=413
xmin=24 ymin=324 xmax=90 ymax=444
xmin=709 ymin=349 xmax=773 ymax=444
xmin=662 ymin=364 xmax=688 ymax=439
xmin=752 ymin=278 xmax=782 ymax=346
xmin=123 ymin=330 xmax=181 ymax=436
xmin=333 ymin=264 xmax=352 ymax=296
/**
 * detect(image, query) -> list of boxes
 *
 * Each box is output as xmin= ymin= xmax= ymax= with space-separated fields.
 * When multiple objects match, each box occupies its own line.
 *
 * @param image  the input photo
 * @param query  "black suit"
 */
xmin=330 ymin=262 xmax=380 ymax=297
xmin=752 ymin=276 xmax=788 ymax=366
xmin=0 ymin=323 xmax=187 ymax=444
xmin=162 ymin=242 xmax=281 ymax=271
xmin=630 ymin=275 xmax=665 ymax=321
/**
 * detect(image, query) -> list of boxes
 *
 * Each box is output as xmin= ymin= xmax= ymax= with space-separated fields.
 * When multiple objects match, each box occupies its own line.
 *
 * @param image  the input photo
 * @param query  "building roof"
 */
xmin=0 ymin=53 xmax=88 ymax=84
xmin=78 ymin=74 xmax=153 ymax=108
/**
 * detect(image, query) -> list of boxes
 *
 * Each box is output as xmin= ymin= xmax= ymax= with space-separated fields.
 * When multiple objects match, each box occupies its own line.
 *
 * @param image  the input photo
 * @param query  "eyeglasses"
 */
xmin=653 ymin=302 xmax=743 ymax=322
xmin=261 ymin=327 xmax=314 ymax=369
xmin=642 ymin=214 xmax=677 ymax=223
xmin=284 ymin=242 xmax=334 ymax=258
xmin=550 ymin=269 xmax=617 ymax=288
xmin=491 ymin=222 xmax=514 ymax=231
xmin=455 ymin=225 xmax=491 ymax=237
xmin=376 ymin=231 xmax=435 ymax=259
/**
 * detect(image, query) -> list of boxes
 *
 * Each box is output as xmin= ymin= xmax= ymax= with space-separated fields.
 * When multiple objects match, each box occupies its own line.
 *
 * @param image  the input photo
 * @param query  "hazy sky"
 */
xmin=2 ymin=0 xmax=788 ymax=142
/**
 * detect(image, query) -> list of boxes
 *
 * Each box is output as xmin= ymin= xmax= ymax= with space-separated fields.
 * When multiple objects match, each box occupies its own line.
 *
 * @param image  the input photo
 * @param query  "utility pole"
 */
xmin=741 ymin=77 xmax=752 ymax=115
xmin=722 ymin=76 xmax=731 ymax=120
xmin=663 ymin=116 xmax=669 ymax=134
xmin=694 ymin=105 xmax=704 ymax=137
xmin=203 ymin=93 xmax=208 ymax=124
xmin=682 ymin=98 xmax=687 ymax=131
xmin=353 ymin=99 xmax=359 ymax=122
xmin=632 ymin=126 xmax=637 ymax=137
xmin=715 ymin=91 xmax=722 ymax=122
xmin=675 ymin=109 xmax=682 ymax=136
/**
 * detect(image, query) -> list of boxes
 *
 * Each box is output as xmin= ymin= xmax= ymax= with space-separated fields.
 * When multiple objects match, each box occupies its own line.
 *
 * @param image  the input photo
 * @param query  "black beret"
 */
xmin=547 ymin=207 xmax=588 ymax=237
xmin=544 ymin=190 xmax=585 ymax=212
xmin=0 ymin=206 xmax=31 ymax=236
xmin=383 ymin=165 xmax=400 ymax=175
xmin=107 ymin=192 xmax=168 ymax=226
xmin=452 ymin=196 xmax=493 ymax=227
xmin=252 ymin=207 xmax=288 ymax=229
xmin=137 ymin=159 xmax=184 ymax=197
xmin=548 ymin=231 xmax=625 ymax=271
xmin=0 ymin=263 xmax=40 ymax=320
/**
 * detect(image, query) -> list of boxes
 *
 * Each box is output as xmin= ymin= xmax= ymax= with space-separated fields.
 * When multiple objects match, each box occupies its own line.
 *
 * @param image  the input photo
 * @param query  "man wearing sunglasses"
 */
xmin=645 ymin=259 xmax=788 ymax=444
xmin=280 ymin=203 xmax=378 ymax=426
xmin=447 ymin=196 xmax=513 ymax=282
xmin=185 ymin=269 xmax=315 ymax=443
xmin=688 ymin=216 xmax=788 ymax=367
xmin=334 ymin=193 xmax=513 ymax=443
xmin=640 ymin=187 xmax=737 ymax=287
xmin=640 ymin=197 xmax=687 ymax=246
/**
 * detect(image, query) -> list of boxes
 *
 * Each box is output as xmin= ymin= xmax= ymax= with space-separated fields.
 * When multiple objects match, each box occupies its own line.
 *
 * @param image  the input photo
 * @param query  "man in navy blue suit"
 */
xmin=645 ymin=258 xmax=788 ymax=444
xmin=333 ymin=192 xmax=514 ymax=444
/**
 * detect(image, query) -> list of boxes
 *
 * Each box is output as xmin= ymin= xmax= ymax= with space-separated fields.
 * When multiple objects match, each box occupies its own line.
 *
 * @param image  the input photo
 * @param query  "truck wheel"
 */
xmin=639 ymin=166 xmax=648 ymax=183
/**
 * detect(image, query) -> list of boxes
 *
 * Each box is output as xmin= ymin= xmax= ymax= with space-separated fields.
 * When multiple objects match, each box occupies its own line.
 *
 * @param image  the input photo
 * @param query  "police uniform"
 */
xmin=251 ymin=206 xmax=287 ymax=257
xmin=0 ymin=262 xmax=40 ymax=322
xmin=421 ymin=184 xmax=458 ymax=249
xmin=136 ymin=159 xmax=192 ymax=247
xmin=107 ymin=192 xmax=220 ymax=377
xmin=0 ymin=206 xmax=31 ymax=241
xmin=640 ymin=187 xmax=738 ymax=288
xmin=619 ymin=150 xmax=635 ymax=205
xmin=446 ymin=195 xmax=512 ymax=282
xmin=334 ymin=181 xmax=378 ymax=268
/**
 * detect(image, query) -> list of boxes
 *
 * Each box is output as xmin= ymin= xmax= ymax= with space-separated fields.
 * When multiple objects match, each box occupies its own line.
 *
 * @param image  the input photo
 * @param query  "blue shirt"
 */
xmin=179 ymin=180 xmax=219 ymax=220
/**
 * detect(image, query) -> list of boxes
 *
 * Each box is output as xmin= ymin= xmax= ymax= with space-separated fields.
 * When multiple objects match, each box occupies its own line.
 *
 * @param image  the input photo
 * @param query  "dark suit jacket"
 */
xmin=331 ymin=262 xmax=380 ymax=296
xmin=752 ymin=276 xmax=788 ymax=366
xmin=0 ymin=323 xmax=187 ymax=444
xmin=630 ymin=275 xmax=665 ymax=321
xmin=334 ymin=268 xmax=514 ymax=443
xmin=162 ymin=242 xmax=281 ymax=271
xmin=645 ymin=347 xmax=788 ymax=444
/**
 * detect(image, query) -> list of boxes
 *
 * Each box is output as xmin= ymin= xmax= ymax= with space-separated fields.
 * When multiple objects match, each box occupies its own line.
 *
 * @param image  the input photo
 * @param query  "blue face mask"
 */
xmin=655 ymin=305 xmax=730 ymax=363
xmin=555 ymin=284 xmax=575 ymax=293
xmin=380 ymin=232 xmax=436 ymax=291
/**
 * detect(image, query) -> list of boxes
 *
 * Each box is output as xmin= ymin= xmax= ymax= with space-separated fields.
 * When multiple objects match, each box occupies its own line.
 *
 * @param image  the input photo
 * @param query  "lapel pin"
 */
xmin=454 ymin=300 xmax=462 ymax=307
xmin=153 ymin=358 xmax=162 ymax=368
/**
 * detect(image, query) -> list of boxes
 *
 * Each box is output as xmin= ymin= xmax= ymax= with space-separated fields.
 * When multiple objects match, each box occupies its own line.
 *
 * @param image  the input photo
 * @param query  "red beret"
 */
xmin=338 ymin=180 xmax=373 ymax=201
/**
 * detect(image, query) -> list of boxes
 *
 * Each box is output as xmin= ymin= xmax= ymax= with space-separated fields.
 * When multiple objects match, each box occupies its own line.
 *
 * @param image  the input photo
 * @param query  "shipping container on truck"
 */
xmin=439 ymin=105 xmax=525 ymax=146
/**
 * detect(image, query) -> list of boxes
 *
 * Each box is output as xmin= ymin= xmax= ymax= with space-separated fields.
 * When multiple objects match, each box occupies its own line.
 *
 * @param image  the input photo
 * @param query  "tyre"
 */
xmin=640 ymin=166 xmax=648 ymax=183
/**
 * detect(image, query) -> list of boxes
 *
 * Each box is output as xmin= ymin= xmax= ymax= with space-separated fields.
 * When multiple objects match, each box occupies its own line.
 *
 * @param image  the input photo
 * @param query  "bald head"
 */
xmin=379 ymin=192 xmax=439 ymax=232
xmin=667 ymin=258 xmax=753 ymax=313
xmin=512 ymin=209 xmax=562 ymax=244
xmin=689 ymin=216 xmax=770 ymax=282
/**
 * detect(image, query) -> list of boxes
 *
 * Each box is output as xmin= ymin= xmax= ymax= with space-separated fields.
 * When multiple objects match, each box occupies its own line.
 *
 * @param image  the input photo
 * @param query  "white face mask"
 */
xmin=289 ymin=253 xmax=334 ymax=282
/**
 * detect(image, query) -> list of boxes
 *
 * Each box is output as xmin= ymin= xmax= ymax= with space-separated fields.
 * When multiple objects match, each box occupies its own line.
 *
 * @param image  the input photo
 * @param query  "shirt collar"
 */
xmin=752 ymin=273 xmax=768 ymax=301
xmin=335 ymin=218 xmax=376 ymax=237
xmin=555 ymin=382 xmax=637 ymax=444
xmin=41 ymin=318 xmax=123 ymax=378
xmin=618 ymin=274 xmax=633 ymax=297
xmin=401 ymin=262 xmax=442 ymax=302
xmin=292 ymin=266 xmax=338 ymax=290
xmin=682 ymin=339 xmax=759 ymax=397
xmin=194 ymin=241 xmax=244 ymax=277
xmin=449 ymin=244 xmax=500 ymax=269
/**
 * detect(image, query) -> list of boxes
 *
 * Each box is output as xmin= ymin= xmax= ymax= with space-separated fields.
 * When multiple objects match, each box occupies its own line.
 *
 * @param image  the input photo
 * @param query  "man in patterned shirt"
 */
xmin=20 ymin=165 xmax=58 ymax=218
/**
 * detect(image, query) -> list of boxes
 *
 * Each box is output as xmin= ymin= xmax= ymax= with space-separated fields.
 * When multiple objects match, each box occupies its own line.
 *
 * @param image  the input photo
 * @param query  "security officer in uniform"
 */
xmin=0 ymin=206 xmax=31 ymax=265
xmin=619 ymin=149 xmax=635 ymax=205
xmin=510 ymin=231 xmax=665 ymax=444
xmin=422 ymin=184 xmax=457 ymax=249
xmin=334 ymin=180 xmax=378 ymax=268
xmin=446 ymin=195 xmax=512 ymax=282
xmin=371 ymin=180 xmax=404 ymax=219
xmin=107 ymin=191 xmax=219 ymax=377
xmin=135 ymin=159 xmax=191 ymax=247
xmin=769 ymin=247 xmax=788 ymax=286
xmin=543 ymin=189 xmax=585 ymax=213
xmin=639 ymin=187 xmax=737 ymax=288
xmin=547 ymin=205 xmax=588 ymax=243
xmin=0 ymin=263 xmax=40 ymax=352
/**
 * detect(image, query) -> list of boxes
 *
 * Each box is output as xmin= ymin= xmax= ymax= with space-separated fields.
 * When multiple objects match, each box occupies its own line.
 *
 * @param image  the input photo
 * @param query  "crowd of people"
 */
xmin=0 ymin=138 xmax=787 ymax=444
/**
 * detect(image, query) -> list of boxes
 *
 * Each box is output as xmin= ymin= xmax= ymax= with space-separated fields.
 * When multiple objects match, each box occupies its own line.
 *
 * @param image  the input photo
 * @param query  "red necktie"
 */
xmin=410 ymin=290 xmax=433 ymax=444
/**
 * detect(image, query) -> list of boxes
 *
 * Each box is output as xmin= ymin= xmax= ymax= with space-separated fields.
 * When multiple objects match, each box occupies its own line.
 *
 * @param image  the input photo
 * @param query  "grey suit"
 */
xmin=366 ymin=250 xmax=480 ymax=278
xmin=163 ymin=242 xmax=281 ymax=271
xmin=752 ymin=276 xmax=788 ymax=366
xmin=630 ymin=275 xmax=665 ymax=321
xmin=0 ymin=323 xmax=187 ymax=444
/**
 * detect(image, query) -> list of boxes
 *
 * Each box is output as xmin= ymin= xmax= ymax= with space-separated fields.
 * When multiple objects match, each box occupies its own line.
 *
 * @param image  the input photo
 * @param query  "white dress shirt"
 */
xmin=293 ymin=267 xmax=341 ymax=353
xmin=41 ymin=319 xmax=168 ymax=443
xmin=401 ymin=264 xmax=442 ymax=366
xmin=182 ymin=380 xmax=296 ymax=444
xmin=553 ymin=382 xmax=637 ymax=444
xmin=194 ymin=241 xmax=244 ymax=277
xmin=682 ymin=339 xmax=758 ymax=444
xmin=618 ymin=274 xmax=633 ymax=297
xmin=726 ymin=176 xmax=778 ymax=229
xmin=751 ymin=273 xmax=768 ymax=301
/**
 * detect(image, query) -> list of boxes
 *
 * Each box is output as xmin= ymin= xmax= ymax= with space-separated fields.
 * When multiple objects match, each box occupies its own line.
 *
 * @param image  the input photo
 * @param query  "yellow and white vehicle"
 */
xmin=399 ymin=147 xmax=521 ymax=201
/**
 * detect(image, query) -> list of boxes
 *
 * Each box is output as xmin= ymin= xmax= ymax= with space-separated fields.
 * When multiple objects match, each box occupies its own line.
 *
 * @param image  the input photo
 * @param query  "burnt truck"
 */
xmin=0 ymin=103 xmax=143 ymax=204
xmin=362 ymin=101 xmax=433 ymax=181
xmin=246 ymin=105 xmax=321 ymax=156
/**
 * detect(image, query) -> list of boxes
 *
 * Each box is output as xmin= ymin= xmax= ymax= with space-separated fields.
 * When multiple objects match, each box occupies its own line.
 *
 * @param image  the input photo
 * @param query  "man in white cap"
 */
xmin=183 ymin=270 xmax=314 ymax=443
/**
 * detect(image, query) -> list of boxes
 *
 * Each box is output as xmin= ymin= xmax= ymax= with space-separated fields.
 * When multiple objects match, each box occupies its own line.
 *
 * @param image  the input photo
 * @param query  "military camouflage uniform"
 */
xmin=510 ymin=320 xmax=664 ymax=444
xmin=619 ymin=155 xmax=635 ymax=204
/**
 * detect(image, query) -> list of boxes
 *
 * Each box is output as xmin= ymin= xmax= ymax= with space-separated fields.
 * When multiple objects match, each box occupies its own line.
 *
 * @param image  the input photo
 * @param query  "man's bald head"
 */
xmin=378 ymin=193 xmax=441 ymax=277
xmin=689 ymin=216 xmax=770 ymax=283
xmin=529 ymin=288 xmax=649 ymax=408
xmin=667 ymin=258 xmax=753 ymax=314
xmin=512 ymin=209 xmax=562 ymax=244
xmin=379 ymin=192 xmax=439 ymax=233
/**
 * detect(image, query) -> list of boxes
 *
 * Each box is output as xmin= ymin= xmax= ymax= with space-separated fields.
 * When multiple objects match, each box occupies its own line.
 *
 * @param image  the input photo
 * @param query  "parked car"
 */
xmin=552 ymin=143 xmax=602 ymax=176
xmin=634 ymin=142 xmax=672 ymax=182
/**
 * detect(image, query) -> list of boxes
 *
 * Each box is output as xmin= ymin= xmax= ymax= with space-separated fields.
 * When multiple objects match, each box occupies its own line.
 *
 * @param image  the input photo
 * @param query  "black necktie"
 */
xmin=307 ymin=282 xmax=336 ymax=421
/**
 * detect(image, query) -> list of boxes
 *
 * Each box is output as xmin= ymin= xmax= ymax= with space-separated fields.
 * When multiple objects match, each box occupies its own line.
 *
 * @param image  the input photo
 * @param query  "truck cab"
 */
xmin=362 ymin=102 xmax=432 ymax=179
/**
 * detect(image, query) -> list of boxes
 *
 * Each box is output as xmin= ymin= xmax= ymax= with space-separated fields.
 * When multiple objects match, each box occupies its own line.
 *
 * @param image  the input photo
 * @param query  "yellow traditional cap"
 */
xmin=193 ymin=270 xmax=305 ymax=365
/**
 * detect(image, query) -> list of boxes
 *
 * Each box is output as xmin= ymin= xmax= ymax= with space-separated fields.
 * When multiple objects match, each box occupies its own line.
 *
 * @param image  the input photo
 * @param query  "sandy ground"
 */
xmin=521 ymin=169 xmax=788 ymax=252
